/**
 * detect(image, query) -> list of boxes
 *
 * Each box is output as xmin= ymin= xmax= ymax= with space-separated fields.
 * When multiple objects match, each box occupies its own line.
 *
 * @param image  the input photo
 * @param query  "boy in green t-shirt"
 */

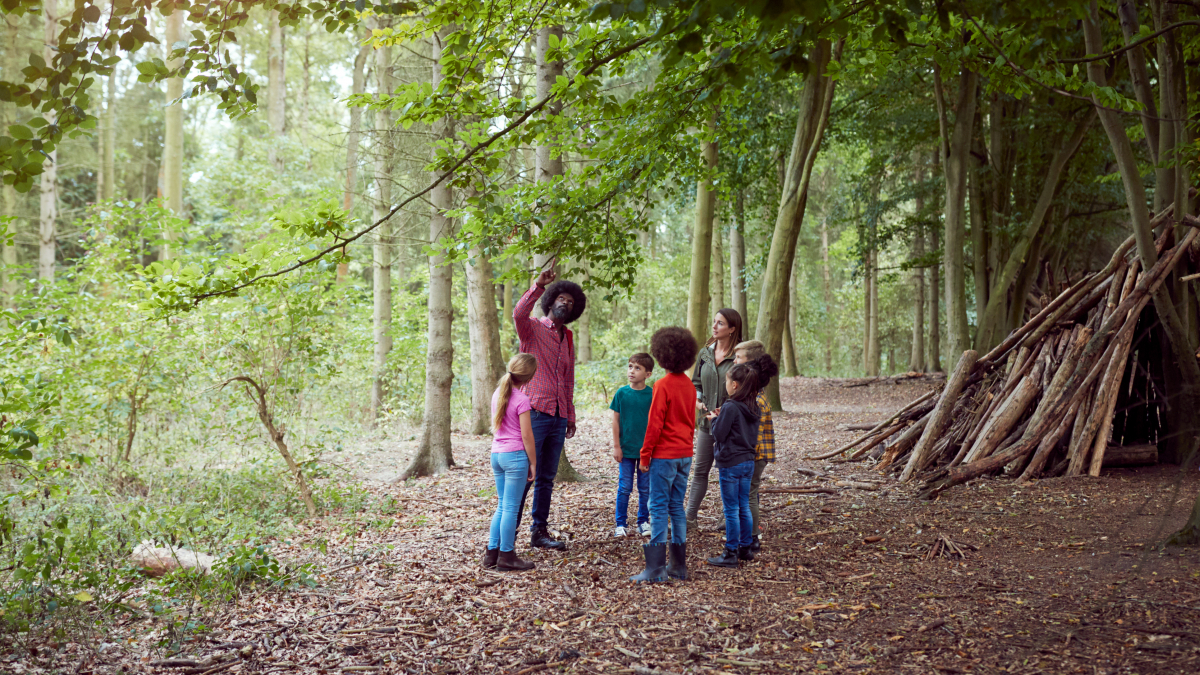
xmin=609 ymin=353 xmax=655 ymax=537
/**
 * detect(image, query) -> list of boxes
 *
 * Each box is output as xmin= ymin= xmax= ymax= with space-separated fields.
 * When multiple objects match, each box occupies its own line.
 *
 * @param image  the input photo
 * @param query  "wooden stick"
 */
xmin=1087 ymin=264 xmax=1142 ymax=476
xmin=806 ymin=389 xmax=936 ymax=459
xmin=899 ymin=350 xmax=978 ymax=482
xmin=961 ymin=351 xmax=1047 ymax=464
xmin=1018 ymin=395 xmax=1083 ymax=483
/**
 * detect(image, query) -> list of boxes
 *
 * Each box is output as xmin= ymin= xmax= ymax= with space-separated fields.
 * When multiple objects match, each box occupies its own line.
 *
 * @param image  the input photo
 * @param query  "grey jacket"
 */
xmin=692 ymin=343 xmax=736 ymax=434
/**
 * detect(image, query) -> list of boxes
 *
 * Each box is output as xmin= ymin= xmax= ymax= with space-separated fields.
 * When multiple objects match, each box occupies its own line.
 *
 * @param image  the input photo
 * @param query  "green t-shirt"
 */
xmin=609 ymin=384 xmax=654 ymax=459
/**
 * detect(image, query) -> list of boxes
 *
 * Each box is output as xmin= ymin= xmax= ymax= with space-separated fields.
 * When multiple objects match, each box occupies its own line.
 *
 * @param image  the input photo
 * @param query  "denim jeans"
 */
xmin=647 ymin=457 xmax=691 ymax=545
xmin=515 ymin=410 xmax=568 ymax=532
xmin=488 ymin=451 xmax=529 ymax=552
xmin=615 ymin=458 xmax=650 ymax=528
xmin=718 ymin=460 xmax=754 ymax=551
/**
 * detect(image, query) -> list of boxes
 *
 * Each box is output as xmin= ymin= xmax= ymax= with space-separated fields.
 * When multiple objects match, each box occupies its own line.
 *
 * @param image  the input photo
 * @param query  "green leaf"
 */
xmin=7 ymin=124 xmax=32 ymax=140
xmin=73 ymin=591 xmax=93 ymax=602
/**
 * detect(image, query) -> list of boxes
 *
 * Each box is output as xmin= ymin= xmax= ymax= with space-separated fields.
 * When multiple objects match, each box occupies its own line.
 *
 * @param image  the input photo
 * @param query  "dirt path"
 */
xmin=72 ymin=378 xmax=1200 ymax=674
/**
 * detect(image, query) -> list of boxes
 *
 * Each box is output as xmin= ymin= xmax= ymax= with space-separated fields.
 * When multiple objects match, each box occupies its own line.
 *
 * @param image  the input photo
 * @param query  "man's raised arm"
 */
xmin=513 ymin=267 xmax=557 ymax=342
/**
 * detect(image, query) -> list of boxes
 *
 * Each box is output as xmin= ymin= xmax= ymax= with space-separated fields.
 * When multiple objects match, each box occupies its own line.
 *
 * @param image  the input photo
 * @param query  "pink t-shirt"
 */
xmin=492 ymin=388 xmax=532 ymax=453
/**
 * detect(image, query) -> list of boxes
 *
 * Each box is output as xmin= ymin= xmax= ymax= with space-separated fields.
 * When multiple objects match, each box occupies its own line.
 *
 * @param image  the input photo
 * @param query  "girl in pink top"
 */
xmin=484 ymin=353 xmax=538 ymax=572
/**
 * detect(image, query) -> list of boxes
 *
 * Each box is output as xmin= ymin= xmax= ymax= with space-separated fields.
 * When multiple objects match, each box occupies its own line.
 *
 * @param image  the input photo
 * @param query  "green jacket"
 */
xmin=692 ymin=343 xmax=736 ymax=434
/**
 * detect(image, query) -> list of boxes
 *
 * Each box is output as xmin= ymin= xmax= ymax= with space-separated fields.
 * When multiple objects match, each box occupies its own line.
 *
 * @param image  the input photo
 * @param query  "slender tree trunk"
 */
xmin=867 ymin=248 xmax=880 ymax=376
xmin=928 ymin=207 xmax=943 ymax=372
xmin=466 ymin=238 xmax=506 ymax=435
xmin=267 ymin=10 xmax=286 ymax=172
xmin=1116 ymin=0 xmax=1160 ymax=166
xmin=1084 ymin=3 xmax=1200 ymax=543
xmin=968 ymin=134 xmax=988 ymax=328
xmin=688 ymin=113 xmax=718 ymax=347
xmin=161 ymin=10 xmax=184 ymax=260
xmin=340 ymin=42 xmax=371 ymax=283
xmin=731 ymin=190 xmax=748 ymax=323
xmin=102 ymin=50 xmax=116 ymax=200
xmin=821 ymin=219 xmax=832 ymax=374
xmin=370 ymin=39 xmax=394 ymax=424
xmin=402 ymin=28 xmax=457 ymax=479
xmin=935 ymin=57 xmax=979 ymax=359
xmin=754 ymin=39 xmax=838 ymax=410
xmin=910 ymin=208 xmax=926 ymax=373
xmin=38 ymin=0 xmax=57 ymax=284
xmin=710 ymin=209 xmax=724 ymax=318
xmin=1 ymin=16 xmax=20 ymax=305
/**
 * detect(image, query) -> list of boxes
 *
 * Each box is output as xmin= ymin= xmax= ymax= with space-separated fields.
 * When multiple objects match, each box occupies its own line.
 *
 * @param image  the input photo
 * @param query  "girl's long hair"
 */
xmin=727 ymin=354 xmax=780 ymax=404
xmin=493 ymin=353 xmax=538 ymax=431
xmin=704 ymin=308 xmax=744 ymax=353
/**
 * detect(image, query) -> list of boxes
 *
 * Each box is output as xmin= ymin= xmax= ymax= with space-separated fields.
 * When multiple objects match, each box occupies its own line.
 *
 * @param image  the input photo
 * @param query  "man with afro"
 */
xmin=511 ymin=264 xmax=588 ymax=551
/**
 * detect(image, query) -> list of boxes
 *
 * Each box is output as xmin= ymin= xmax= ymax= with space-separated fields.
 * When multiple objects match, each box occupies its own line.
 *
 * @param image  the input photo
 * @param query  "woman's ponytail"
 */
xmin=493 ymin=353 xmax=538 ymax=431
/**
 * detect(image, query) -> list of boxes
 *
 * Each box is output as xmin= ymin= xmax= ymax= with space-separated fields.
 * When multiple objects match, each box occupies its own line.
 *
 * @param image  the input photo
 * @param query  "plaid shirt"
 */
xmin=755 ymin=391 xmax=775 ymax=462
xmin=513 ymin=285 xmax=575 ymax=424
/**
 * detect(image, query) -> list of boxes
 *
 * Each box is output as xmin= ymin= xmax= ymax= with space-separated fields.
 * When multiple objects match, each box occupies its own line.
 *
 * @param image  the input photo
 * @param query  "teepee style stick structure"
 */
xmin=827 ymin=219 xmax=1198 ymax=499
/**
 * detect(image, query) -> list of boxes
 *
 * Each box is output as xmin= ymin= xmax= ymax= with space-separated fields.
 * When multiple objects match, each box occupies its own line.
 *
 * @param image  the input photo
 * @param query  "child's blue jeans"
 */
xmin=615 ymin=457 xmax=650 ymax=528
xmin=488 ymin=451 xmax=529 ymax=553
xmin=648 ymin=457 xmax=691 ymax=545
xmin=718 ymin=460 xmax=754 ymax=552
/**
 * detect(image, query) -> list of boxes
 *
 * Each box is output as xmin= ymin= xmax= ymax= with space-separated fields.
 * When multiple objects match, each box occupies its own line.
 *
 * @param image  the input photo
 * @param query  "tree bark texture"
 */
xmin=161 ymin=10 xmax=184 ymax=259
xmin=339 ymin=42 xmax=371 ymax=282
xmin=754 ymin=39 xmax=837 ymax=409
xmin=403 ymin=28 xmax=457 ymax=480
xmin=38 ymin=0 xmax=57 ymax=284
xmin=267 ymin=10 xmax=286 ymax=171
xmin=466 ymin=242 xmax=507 ymax=436
xmin=866 ymin=248 xmax=880 ymax=376
xmin=102 ymin=47 xmax=116 ymax=201
xmin=370 ymin=40 xmax=394 ymax=424
xmin=821 ymin=219 xmax=833 ymax=374
xmin=939 ymin=60 xmax=979 ymax=360
xmin=688 ymin=114 xmax=717 ymax=348
xmin=910 ymin=178 xmax=926 ymax=372
xmin=731 ymin=191 xmax=748 ymax=324
xmin=928 ymin=157 xmax=943 ymax=372
xmin=710 ymin=210 xmax=724 ymax=319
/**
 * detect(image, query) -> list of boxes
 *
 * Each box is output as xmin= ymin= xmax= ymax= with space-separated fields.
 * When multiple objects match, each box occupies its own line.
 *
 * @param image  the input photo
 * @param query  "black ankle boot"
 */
xmin=737 ymin=545 xmax=755 ymax=561
xmin=706 ymin=548 xmax=740 ymax=568
xmin=530 ymin=526 xmax=567 ymax=551
xmin=667 ymin=543 xmax=688 ymax=581
xmin=749 ymin=535 xmax=761 ymax=553
xmin=630 ymin=544 xmax=668 ymax=584
xmin=482 ymin=547 xmax=498 ymax=569
xmin=496 ymin=550 xmax=535 ymax=571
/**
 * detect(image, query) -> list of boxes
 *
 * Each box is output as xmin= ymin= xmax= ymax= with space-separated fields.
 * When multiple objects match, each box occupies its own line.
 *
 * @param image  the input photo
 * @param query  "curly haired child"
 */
xmin=630 ymin=327 xmax=700 ymax=584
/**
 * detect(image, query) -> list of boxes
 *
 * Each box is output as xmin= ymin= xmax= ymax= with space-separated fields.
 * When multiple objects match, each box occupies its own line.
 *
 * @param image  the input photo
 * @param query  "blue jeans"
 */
xmin=488 ymin=451 xmax=529 ymax=552
xmin=615 ymin=458 xmax=650 ymax=528
xmin=718 ymin=461 xmax=754 ymax=551
xmin=515 ymin=410 xmax=568 ymax=531
xmin=648 ymin=457 xmax=691 ymax=545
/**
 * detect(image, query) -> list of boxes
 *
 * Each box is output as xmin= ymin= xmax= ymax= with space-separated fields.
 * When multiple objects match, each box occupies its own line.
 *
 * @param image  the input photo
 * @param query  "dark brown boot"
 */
xmin=482 ymin=547 xmax=498 ymax=569
xmin=496 ymin=550 xmax=535 ymax=572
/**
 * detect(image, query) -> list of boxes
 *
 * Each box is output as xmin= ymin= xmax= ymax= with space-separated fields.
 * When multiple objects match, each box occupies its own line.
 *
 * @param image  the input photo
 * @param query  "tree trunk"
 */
xmin=161 ymin=10 xmax=184 ymax=260
xmin=1116 ymin=0 xmax=1160 ymax=166
xmin=731 ymin=190 xmax=748 ymax=324
xmin=402 ymin=27 xmax=456 ymax=479
xmin=1084 ymin=3 xmax=1200 ymax=539
xmin=38 ymin=0 xmax=57 ymax=284
xmin=1 ymin=16 xmax=19 ymax=305
xmin=466 ymin=241 xmax=506 ymax=436
xmin=370 ymin=39 xmax=394 ymax=425
xmin=784 ymin=258 xmax=800 ymax=377
xmin=340 ymin=42 xmax=371 ymax=283
xmin=968 ymin=136 xmax=988 ymax=327
xmin=976 ymin=109 xmax=1095 ymax=350
xmin=754 ymin=39 xmax=838 ymax=410
xmin=821 ymin=218 xmax=832 ymax=374
xmin=910 ymin=214 xmax=926 ymax=372
xmin=102 ymin=48 xmax=116 ymax=201
xmin=936 ymin=58 xmax=979 ymax=359
xmin=710 ymin=210 xmax=724 ymax=318
xmin=928 ymin=157 xmax=943 ymax=372
xmin=867 ymin=248 xmax=880 ymax=376
xmin=267 ymin=10 xmax=286 ymax=172
xmin=576 ymin=302 xmax=592 ymax=363
xmin=688 ymin=113 xmax=718 ymax=347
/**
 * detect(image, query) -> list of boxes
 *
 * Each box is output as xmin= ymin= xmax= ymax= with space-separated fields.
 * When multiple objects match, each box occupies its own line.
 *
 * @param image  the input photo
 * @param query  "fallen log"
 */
xmin=807 ymin=388 xmax=936 ymax=460
xmin=1099 ymin=443 xmax=1157 ymax=467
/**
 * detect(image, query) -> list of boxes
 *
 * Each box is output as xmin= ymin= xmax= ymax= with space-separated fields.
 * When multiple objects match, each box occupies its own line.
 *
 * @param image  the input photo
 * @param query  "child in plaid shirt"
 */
xmin=734 ymin=340 xmax=777 ymax=554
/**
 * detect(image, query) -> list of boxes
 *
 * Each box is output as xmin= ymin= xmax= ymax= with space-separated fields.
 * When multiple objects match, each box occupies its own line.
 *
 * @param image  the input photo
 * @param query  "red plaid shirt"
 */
xmin=513 ymin=286 xmax=576 ymax=424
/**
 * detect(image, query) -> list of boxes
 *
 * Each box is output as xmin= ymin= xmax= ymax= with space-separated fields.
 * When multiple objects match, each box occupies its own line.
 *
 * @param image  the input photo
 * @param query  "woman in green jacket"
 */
xmin=685 ymin=308 xmax=743 ymax=529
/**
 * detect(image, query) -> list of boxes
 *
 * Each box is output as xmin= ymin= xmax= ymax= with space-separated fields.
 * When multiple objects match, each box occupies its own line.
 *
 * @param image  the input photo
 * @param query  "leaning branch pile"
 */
xmin=815 ymin=221 xmax=1198 ymax=499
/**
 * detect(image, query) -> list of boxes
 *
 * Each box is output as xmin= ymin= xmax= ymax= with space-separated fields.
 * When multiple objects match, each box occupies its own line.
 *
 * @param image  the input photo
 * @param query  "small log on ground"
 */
xmin=1100 ymin=444 xmax=1158 ymax=467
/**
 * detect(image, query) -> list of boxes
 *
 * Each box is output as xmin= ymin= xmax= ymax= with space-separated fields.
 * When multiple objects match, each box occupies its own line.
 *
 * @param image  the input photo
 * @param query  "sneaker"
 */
xmin=614 ymin=526 xmax=629 ymax=537
xmin=638 ymin=522 xmax=652 ymax=537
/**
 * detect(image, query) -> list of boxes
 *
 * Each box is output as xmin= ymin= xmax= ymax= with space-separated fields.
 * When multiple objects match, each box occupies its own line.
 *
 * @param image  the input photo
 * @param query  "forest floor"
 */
xmin=17 ymin=378 xmax=1200 ymax=674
